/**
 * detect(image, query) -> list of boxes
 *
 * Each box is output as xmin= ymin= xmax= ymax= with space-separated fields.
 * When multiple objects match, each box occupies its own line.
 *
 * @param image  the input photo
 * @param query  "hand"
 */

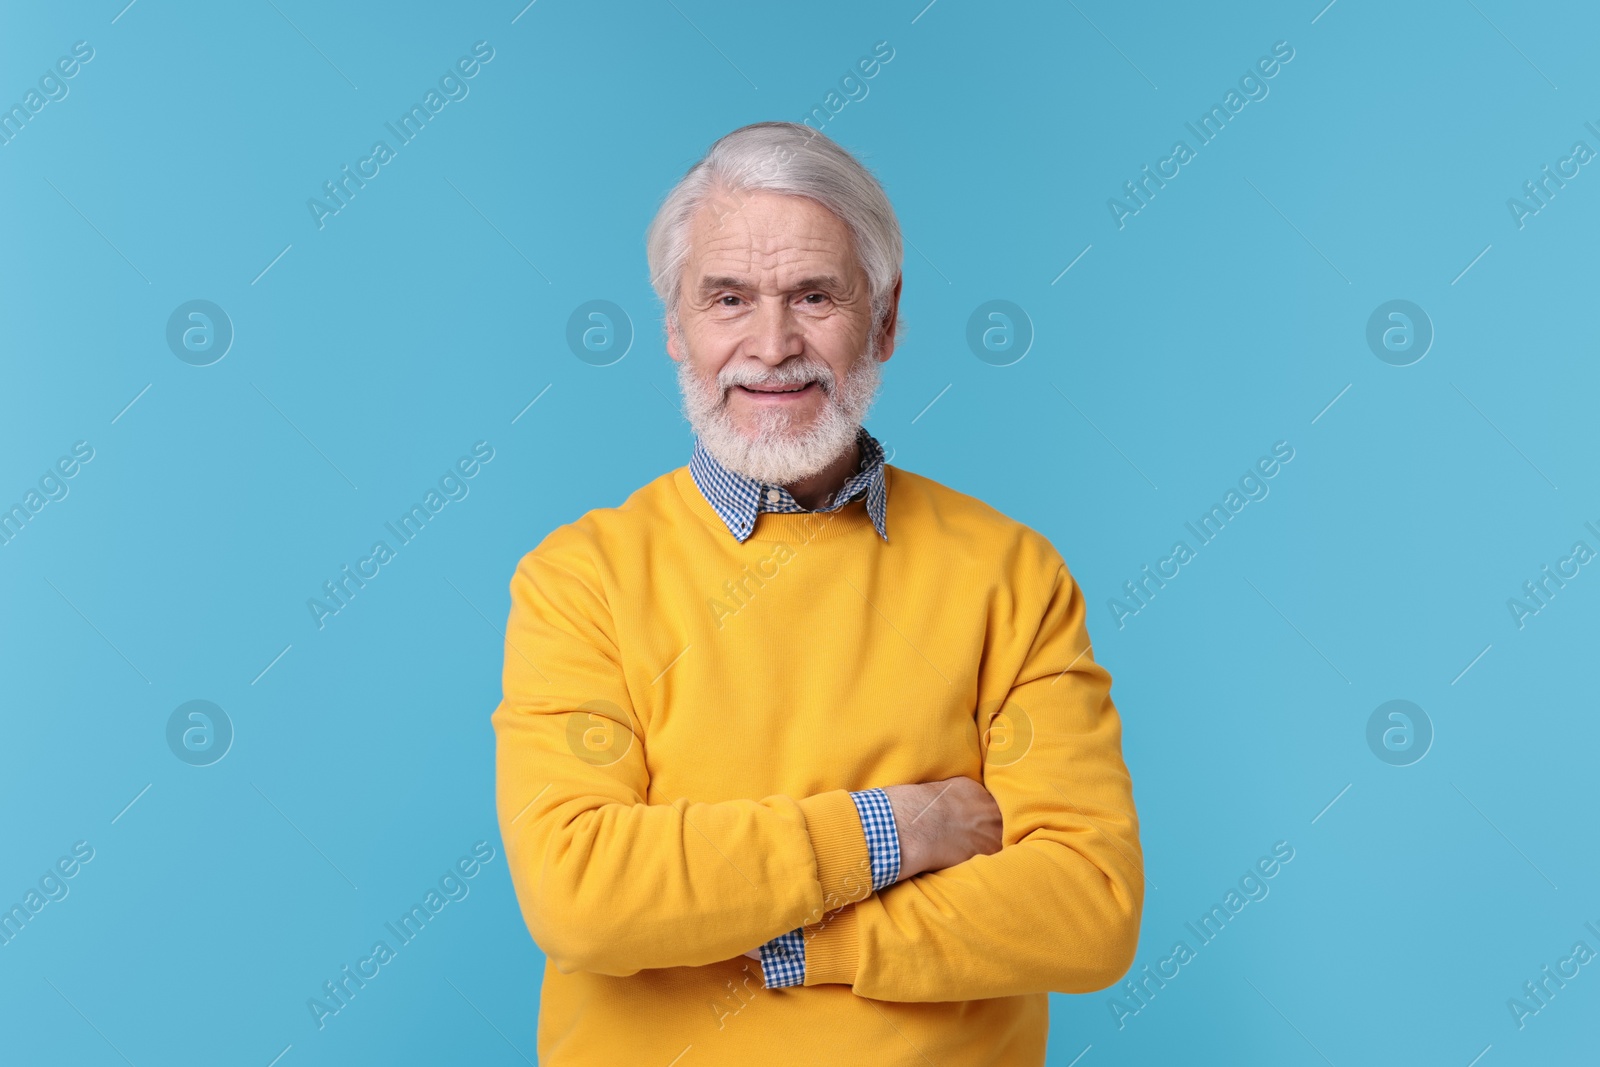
xmin=883 ymin=776 xmax=1002 ymax=882
xmin=729 ymin=777 xmax=1001 ymax=966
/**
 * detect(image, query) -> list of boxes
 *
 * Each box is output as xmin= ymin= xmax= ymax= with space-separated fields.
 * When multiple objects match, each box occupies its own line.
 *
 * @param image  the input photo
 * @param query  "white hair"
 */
xmin=645 ymin=121 xmax=903 ymax=340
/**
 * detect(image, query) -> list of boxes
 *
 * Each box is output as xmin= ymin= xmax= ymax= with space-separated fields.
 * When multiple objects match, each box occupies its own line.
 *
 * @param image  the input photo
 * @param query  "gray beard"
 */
xmin=677 ymin=337 xmax=883 ymax=486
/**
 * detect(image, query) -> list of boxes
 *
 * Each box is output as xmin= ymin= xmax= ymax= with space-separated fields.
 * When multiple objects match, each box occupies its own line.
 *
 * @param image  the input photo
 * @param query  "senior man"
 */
xmin=492 ymin=121 xmax=1143 ymax=1066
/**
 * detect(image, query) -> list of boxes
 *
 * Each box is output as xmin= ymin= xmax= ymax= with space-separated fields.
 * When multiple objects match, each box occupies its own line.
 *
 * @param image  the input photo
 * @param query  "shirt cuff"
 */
xmin=848 ymin=787 xmax=901 ymax=891
xmin=757 ymin=928 xmax=806 ymax=988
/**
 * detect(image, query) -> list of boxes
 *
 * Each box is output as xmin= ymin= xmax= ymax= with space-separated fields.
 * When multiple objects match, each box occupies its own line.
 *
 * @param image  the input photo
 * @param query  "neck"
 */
xmin=783 ymin=435 xmax=861 ymax=510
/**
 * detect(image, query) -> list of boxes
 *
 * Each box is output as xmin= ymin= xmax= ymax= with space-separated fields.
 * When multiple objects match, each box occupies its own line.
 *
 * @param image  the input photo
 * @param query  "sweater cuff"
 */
xmin=796 ymin=789 xmax=875 ymax=913
xmin=802 ymin=901 xmax=860 ymax=986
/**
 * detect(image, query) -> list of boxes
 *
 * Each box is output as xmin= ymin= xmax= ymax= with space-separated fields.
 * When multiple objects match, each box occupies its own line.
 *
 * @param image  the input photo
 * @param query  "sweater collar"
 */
xmin=688 ymin=426 xmax=889 ymax=543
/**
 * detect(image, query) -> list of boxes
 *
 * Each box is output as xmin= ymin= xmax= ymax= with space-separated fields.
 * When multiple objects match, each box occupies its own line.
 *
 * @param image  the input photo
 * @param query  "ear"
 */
xmin=874 ymin=273 xmax=903 ymax=363
xmin=665 ymin=308 xmax=684 ymax=362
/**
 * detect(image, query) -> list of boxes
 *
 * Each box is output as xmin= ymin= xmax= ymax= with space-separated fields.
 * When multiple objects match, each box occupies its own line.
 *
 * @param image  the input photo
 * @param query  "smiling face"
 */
xmin=667 ymin=188 xmax=899 ymax=486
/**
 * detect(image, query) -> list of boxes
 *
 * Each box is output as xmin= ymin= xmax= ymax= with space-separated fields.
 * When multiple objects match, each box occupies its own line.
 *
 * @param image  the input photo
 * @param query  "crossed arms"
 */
xmin=491 ymin=530 xmax=1144 ymax=1002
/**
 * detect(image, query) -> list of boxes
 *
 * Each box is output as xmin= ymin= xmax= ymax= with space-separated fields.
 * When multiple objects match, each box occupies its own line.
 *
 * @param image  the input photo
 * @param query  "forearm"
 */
xmin=805 ymin=822 xmax=1143 ymax=1000
xmin=496 ymin=716 xmax=876 ymax=976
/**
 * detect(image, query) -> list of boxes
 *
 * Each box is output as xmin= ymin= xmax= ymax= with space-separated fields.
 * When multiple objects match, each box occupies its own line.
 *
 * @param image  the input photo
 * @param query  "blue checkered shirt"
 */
xmin=687 ymin=425 xmax=889 ymax=543
xmin=687 ymin=429 xmax=899 ymax=986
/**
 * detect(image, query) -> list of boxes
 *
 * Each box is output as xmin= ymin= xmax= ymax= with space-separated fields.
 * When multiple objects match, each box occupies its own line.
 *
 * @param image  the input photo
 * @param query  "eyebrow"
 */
xmin=696 ymin=274 xmax=846 ymax=295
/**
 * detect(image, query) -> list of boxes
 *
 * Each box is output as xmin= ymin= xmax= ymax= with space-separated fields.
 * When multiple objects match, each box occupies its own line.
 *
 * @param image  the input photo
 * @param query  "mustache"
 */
xmin=718 ymin=361 xmax=835 ymax=393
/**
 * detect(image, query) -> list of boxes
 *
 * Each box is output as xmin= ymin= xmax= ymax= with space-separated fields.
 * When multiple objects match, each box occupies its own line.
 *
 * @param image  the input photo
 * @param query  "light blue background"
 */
xmin=2 ymin=1 xmax=1596 ymax=1064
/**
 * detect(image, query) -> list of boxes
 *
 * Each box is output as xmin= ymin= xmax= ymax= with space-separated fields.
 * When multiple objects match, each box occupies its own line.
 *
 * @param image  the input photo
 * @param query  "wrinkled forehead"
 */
xmin=684 ymin=188 xmax=862 ymax=288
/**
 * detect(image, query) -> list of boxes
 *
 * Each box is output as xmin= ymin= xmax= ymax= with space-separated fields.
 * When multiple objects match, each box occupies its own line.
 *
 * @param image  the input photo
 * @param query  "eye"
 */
xmin=801 ymin=292 xmax=829 ymax=305
xmin=716 ymin=294 xmax=743 ymax=307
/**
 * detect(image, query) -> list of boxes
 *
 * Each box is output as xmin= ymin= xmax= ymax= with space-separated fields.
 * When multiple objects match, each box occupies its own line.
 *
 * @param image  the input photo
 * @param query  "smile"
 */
xmin=735 ymin=382 xmax=817 ymax=398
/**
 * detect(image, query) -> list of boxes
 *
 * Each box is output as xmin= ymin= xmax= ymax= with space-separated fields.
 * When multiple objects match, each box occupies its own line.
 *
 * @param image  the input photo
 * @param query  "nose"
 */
xmin=746 ymin=296 xmax=804 ymax=366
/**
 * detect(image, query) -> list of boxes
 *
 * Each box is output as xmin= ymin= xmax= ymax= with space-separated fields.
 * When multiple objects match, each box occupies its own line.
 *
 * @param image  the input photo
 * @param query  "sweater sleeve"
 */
xmin=755 ymin=787 xmax=902 ymax=988
xmin=801 ymin=543 xmax=1145 ymax=1000
xmin=492 ymin=528 xmax=875 ymax=978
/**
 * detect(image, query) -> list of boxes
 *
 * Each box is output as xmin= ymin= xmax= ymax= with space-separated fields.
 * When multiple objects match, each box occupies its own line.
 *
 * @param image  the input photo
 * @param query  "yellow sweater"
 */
xmin=492 ymin=462 xmax=1143 ymax=1066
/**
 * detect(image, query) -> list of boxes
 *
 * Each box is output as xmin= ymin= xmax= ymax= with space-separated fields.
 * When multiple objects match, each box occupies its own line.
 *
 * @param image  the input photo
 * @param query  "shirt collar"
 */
xmin=689 ymin=426 xmax=889 ymax=543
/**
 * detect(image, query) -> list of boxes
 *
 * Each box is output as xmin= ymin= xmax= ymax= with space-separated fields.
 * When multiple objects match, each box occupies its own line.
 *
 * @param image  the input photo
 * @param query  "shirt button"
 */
xmin=765 ymin=489 xmax=781 ymax=505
